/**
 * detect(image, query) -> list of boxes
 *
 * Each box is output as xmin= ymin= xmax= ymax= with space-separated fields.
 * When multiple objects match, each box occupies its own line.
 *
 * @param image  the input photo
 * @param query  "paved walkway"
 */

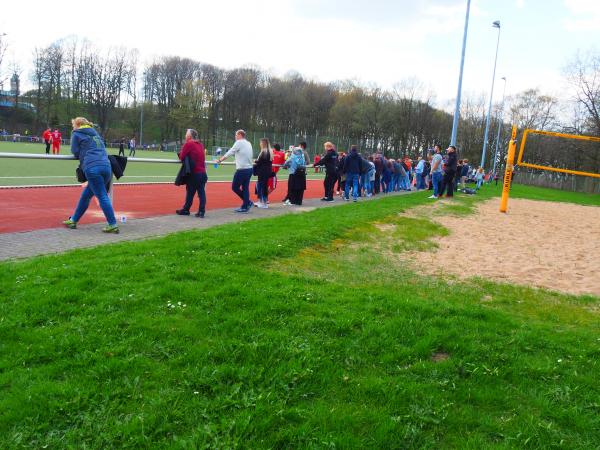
xmin=0 ymin=192 xmax=415 ymax=261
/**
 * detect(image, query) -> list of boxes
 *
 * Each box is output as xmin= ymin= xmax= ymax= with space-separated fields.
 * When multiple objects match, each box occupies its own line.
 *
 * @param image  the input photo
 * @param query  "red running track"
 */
xmin=0 ymin=180 xmax=325 ymax=234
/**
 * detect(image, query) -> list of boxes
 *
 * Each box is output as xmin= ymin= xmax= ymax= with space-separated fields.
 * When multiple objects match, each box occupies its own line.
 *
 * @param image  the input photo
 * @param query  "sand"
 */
xmin=413 ymin=198 xmax=600 ymax=297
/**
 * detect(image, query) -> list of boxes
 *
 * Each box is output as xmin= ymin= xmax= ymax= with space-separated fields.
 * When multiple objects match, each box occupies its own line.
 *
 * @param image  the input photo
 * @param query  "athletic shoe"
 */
xmin=102 ymin=224 xmax=120 ymax=234
xmin=176 ymin=209 xmax=190 ymax=215
xmin=344 ymin=197 xmax=350 ymax=201
xmin=325 ymin=198 xmax=335 ymax=202
xmin=320 ymin=197 xmax=328 ymax=201
xmin=257 ymin=203 xmax=268 ymax=209
xmin=353 ymin=198 xmax=358 ymax=202
xmin=195 ymin=212 xmax=205 ymax=218
xmin=428 ymin=195 xmax=437 ymax=199
xmin=283 ymin=200 xmax=292 ymax=206
xmin=248 ymin=201 xmax=254 ymax=208
xmin=63 ymin=219 xmax=77 ymax=229
xmin=234 ymin=208 xmax=249 ymax=213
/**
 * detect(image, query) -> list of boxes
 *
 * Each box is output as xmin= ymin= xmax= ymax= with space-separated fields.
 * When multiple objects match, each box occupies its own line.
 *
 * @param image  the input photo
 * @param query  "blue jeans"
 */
xmin=232 ymin=168 xmax=253 ymax=209
xmin=345 ymin=173 xmax=360 ymax=200
xmin=476 ymin=179 xmax=483 ymax=189
xmin=432 ymin=172 xmax=443 ymax=197
xmin=404 ymin=173 xmax=411 ymax=190
xmin=416 ymin=173 xmax=426 ymax=190
xmin=72 ymin=164 xmax=116 ymax=225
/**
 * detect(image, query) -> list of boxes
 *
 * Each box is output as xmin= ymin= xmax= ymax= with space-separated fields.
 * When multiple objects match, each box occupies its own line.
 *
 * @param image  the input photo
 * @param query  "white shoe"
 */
xmin=428 ymin=195 xmax=437 ymax=199
xmin=257 ymin=203 xmax=268 ymax=209
xmin=283 ymin=200 xmax=292 ymax=206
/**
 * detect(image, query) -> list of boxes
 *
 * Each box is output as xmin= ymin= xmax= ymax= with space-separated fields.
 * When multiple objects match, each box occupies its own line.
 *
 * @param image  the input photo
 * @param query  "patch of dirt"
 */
xmin=412 ymin=198 xmax=600 ymax=297
xmin=431 ymin=352 xmax=450 ymax=362
xmin=375 ymin=223 xmax=396 ymax=232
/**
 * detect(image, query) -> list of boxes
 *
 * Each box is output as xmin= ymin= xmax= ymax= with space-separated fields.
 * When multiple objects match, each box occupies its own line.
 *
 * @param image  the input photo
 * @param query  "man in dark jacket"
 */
xmin=373 ymin=153 xmax=384 ymax=194
xmin=441 ymin=145 xmax=458 ymax=198
xmin=314 ymin=141 xmax=338 ymax=202
xmin=343 ymin=145 xmax=363 ymax=202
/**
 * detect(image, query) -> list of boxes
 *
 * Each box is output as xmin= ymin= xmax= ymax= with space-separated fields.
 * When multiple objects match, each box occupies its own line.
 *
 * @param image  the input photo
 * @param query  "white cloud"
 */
xmin=563 ymin=0 xmax=600 ymax=31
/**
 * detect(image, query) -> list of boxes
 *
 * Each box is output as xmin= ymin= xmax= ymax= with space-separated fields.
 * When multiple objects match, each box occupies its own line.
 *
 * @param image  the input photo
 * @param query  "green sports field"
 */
xmin=0 ymin=141 xmax=325 ymax=186
xmin=1 ymin=185 xmax=599 ymax=448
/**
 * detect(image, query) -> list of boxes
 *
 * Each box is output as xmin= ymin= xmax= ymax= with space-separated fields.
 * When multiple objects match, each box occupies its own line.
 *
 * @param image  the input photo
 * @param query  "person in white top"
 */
xmin=217 ymin=130 xmax=255 ymax=213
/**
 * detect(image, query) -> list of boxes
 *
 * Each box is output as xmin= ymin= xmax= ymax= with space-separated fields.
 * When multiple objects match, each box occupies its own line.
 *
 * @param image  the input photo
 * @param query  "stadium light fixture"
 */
xmin=449 ymin=0 xmax=471 ymax=147
xmin=480 ymin=20 xmax=501 ymax=169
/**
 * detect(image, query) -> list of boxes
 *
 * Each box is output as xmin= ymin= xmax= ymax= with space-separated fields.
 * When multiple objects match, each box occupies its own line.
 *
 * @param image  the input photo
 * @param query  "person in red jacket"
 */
xmin=314 ymin=154 xmax=321 ymax=173
xmin=42 ymin=128 xmax=51 ymax=154
xmin=51 ymin=129 xmax=62 ymax=154
xmin=268 ymin=143 xmax=285 ymax=194
xmin=176 ymin=128 xmax=207 ymax=217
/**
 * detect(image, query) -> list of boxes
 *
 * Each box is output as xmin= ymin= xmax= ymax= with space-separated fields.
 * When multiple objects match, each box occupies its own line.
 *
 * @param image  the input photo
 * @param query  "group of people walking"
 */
xmin=61 ymin=118 xmax=486 ymax=234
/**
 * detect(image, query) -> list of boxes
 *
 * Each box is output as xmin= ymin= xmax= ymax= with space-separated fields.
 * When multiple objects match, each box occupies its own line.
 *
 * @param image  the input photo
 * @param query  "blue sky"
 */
xmin=1 ymin=0 xmax=598 ymax=108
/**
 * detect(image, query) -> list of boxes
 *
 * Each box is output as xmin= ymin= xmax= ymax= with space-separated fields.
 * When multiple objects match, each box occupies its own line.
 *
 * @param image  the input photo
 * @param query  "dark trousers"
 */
xmin=256 ymin=175 xmax=269 ymax=203
xmin=374 ymin=173 xmax=381 ymax=193
xmin=118 ymin=147 xmax=125 ymax=156
xmin=324 ymin=172 xmax=336 ymax=199
xmin=183 ymin=172 xmax=208 ymax=213
xmin=232 ymin=168 xmax=253 ymax=209
xmin=441 ymin=171 xmax=456 ymax=197
xmin=129 ymin=148 xmax=136 ymax=157
xmin=45 ymin=140 xmax=50 ymax=154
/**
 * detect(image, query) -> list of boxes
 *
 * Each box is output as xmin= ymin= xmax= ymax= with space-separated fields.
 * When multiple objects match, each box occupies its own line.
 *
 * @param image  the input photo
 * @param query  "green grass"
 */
xmin=0 ymin=186 xmax=599 ymax=448
xmin=0 ymin=141 xmax=325 ymax=186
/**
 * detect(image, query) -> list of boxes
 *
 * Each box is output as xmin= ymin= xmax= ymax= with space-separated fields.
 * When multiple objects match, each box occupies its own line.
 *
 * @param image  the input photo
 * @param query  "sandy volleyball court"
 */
xmin=414 ymin=198 xmax=600 ymax=297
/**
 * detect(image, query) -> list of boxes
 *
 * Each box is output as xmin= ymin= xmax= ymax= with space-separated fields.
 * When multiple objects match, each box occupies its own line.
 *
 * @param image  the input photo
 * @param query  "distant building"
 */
xmin=0 ymin=73 xmax=35 ymax=111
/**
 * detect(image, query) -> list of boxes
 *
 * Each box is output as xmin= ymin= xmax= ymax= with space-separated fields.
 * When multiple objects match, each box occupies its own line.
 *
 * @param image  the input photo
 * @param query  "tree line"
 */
xmin=1 ymin=36 xmax=598 ymax=171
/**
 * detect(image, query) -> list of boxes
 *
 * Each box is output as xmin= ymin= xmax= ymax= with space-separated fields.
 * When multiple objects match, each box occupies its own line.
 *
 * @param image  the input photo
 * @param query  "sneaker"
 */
xmin=234 ymin=207 xmax=249 ymax=213
xmin=176 ymin=209 xmax=190 ymax=216
xmin=325 ymin=198 xmax=335 ymax=202
xmin=63 ymin=218 xmax=77 ymax=229
xmin=253 ymin=201 xmax=259 ymax=207
xmin=353 ymin=198 xmax=357 ymax=202
xmin=195 ymin=211 xmax=205 ymax=218
xmin=248 ymin=201 xmax=254 ymax=209
xmin=283 ymin=200 xmax=292 ymax=206
xmin=344 ymin=197 xmax=350 ymax=201
xmin=428 ymin=195 xmax=437 ymax=199
xmin=320 ymin=197 xmax=328 ymax=201
xmin=102 ymin=224 xmax=120 ymax=234
xmin=257 ymin=203 xmax=268 ymax=209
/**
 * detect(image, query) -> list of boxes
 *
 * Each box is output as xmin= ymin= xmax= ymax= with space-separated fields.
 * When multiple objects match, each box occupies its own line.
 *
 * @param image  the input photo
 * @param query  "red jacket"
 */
xmin=178 ymin=140 xmax=206 ymax=174
xmin=42 ymin=130 xmax=51 ymax=141
xmin=272 ymin=150 xmax=285 ymax=173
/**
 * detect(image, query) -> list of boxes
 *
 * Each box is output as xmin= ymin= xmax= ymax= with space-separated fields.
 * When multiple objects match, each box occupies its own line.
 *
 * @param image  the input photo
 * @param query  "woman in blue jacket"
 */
xmin=63 ymin=117 xmax=119 ymax=233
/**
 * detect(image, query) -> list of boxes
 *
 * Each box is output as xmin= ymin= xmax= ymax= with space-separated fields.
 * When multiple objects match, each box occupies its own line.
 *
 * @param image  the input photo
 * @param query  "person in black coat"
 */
xmin=343 ymin=145 xmax=363 ymax=201
xmin=254 ymin=138 xmax=273 ymax=208
xmin=314 ymin=141 xmax=338 ymax=201
xmin=440 ymin=145 xmax=458 ymax=197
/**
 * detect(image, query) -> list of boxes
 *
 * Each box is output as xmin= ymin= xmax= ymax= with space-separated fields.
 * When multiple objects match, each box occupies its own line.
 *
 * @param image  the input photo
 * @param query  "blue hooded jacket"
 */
xmin=70 ymin=126 xmax=110 ymax=172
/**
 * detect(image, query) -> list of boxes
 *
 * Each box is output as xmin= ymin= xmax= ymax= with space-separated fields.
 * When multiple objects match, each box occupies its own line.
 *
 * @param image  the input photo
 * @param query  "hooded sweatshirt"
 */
xmin=70 ymin=126 xmax=110 ymax=172
xmin=283 ymin=148 xmax=306 ymax=174
xmin=343 ymin=149 xmax=362 ymax=175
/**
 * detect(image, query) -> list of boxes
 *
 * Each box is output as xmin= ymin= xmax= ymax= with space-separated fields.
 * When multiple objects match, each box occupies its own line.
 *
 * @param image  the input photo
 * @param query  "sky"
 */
xmin=1 ymin=0 xmax=599 ymax=109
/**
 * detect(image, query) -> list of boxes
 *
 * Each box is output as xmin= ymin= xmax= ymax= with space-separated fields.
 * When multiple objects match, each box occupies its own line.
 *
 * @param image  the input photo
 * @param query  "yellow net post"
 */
xmin=499 ymin=125 xmax=518 ymax=213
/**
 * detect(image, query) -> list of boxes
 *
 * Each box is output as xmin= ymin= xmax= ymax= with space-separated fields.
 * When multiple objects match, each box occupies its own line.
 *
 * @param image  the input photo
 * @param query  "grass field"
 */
xmin=1 ymin=185 xmax=599 ymax=448
xmin=0 ymin=141 xmax=325 ymax=186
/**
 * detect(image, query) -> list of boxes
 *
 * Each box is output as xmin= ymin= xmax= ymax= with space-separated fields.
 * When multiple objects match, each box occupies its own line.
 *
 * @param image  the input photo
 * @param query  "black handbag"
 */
xmin=76 ymin=166 xmax=87 ymax=183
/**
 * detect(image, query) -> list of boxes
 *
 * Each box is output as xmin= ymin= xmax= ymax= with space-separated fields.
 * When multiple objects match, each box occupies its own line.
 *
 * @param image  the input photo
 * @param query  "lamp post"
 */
xmin=450 ymin=0 xmax=471 ymax=147
xmin=139 ymin=71 xmax=145 ymax=149
xmin=492 ymin=76 xmax=507 ymax=176
xmin=480 ymin=20 xmax=501 ymax=169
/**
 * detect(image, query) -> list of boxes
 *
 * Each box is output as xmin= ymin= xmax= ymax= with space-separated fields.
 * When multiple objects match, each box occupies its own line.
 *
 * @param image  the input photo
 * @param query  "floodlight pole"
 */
xmin=492 ymin=77 xmax=507 ymax=176
xmin=480 ymin=20 xmax=501 ymax=169
xmin=450 ymin=0 xmax=471 ymax=147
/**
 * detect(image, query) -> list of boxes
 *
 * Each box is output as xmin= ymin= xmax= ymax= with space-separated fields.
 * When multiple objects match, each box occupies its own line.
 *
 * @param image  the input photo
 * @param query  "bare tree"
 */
xmin=565 ymin=49 xmax=600 ymax=135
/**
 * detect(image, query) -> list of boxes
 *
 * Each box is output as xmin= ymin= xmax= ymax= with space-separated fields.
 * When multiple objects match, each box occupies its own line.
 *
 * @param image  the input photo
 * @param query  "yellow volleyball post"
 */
xmin=499 ymin=125 xmax=518 ymax=213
